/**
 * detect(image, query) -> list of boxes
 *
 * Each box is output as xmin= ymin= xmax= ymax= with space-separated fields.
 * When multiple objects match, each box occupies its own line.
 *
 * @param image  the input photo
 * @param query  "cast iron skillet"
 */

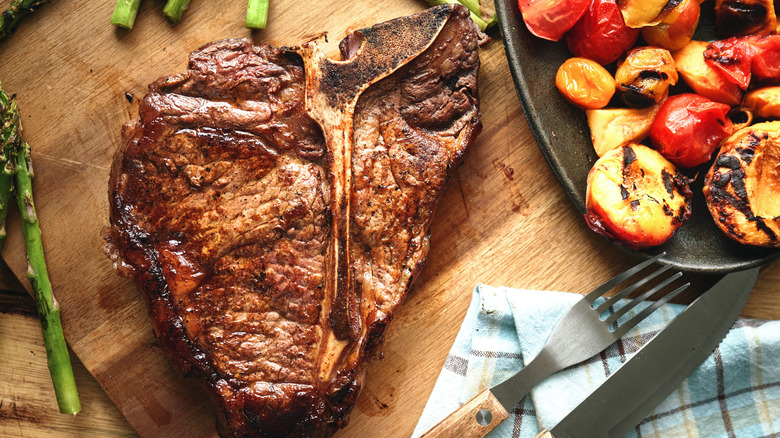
xmin=493 ymin=0 xmax=780 ymax=273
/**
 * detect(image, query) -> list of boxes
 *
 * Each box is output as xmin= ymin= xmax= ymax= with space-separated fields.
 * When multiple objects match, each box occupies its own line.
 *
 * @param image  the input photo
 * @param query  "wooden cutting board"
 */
xmin=1 ymin=0 xmax=779 ymax=437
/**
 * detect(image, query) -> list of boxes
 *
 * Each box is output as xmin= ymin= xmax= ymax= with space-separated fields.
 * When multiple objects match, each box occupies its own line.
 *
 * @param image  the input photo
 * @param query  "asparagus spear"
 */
xmin=0 ymin=88 xmax=18 ymax=249
xmin=111 ymin=0 xmax=141 ymax=29
xmin=163 ymin=0 xmax=191 ymax=24
xmin=4 ymin=92 xmax=81 ymax=415
xmin=245 ymin=0 xmax=269 ymax=29
xmin=425 ymin=0 xmax=495 ymax=30
xmin=0 ymin=0 xmax=50 ymax=42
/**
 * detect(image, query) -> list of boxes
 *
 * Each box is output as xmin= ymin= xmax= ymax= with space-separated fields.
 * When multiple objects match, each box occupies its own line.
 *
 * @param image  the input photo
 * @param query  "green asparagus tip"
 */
xmin=424 ymin=0 xmax=494 ymax=31
xmin=245 ymin=0 xmax=269 ymax=29
xmin=110 ymin=0 xmax=141 ymax=30
xmin=163 ymin=0 xmax=191 ymax=24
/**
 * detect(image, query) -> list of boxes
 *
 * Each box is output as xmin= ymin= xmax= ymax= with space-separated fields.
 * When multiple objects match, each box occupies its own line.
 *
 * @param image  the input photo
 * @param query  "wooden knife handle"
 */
xmin=419 ymin=389 xmax=510 ymax=438
xmin=535 ymin=430 xmax=554 ymax=438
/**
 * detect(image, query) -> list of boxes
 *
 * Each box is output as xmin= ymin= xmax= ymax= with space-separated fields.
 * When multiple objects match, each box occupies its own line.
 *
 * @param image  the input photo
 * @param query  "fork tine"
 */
xmin=611 ymin=282 xmax=691 ymax=338
xmin=594 ymin=264 xmax=674 ymax=314
xmin=583 ymin=252 xmax=667 ymax=305
xmin=604 ymin=271 xmax=684 ymax=326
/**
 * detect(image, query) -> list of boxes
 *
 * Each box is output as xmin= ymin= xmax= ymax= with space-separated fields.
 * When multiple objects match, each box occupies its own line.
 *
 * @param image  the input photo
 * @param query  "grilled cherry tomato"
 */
xmin=750 ymin=35 xmax=780 ymax=81
xmin=704 ymin=35 xmax=780 ymax=89
xmin=649 ymin=93 xmax=733 ymax=168
xmin=555 ymin=57 xmax=616 ymax=109
xmin=641 ymin=0 xmax=701 ymax=52
xmin=519 ymin=0 xmax=590 ymax=41
xmin=566 ymin=0 xmax=639 ymax=65
xmin=614 ymin=47 xmax=678 ymax=108
xmin=585 ymin=144 xmax=692 ymax=249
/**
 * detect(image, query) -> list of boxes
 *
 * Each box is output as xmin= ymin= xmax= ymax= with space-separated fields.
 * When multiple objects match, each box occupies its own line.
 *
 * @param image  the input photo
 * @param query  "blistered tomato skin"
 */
xmin=566 ymin=0 xmax=640 ymax=65
xmin=519 ymin=0 xmax=590 ymax=41
xmin=555 ymin=58 xmax=616 ymax=109
xmin=649 ymin=93 xmax=733 ymax=168
xmin=585 ymin=144 xmax=692 ymax=249
xmin=703 ymin=35 xmax=780 ymax=89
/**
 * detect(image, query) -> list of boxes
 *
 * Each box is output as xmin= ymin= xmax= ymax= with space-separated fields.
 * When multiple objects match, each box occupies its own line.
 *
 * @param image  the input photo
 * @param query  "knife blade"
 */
xmin=537 ymin=267 xmax=759 ymax=438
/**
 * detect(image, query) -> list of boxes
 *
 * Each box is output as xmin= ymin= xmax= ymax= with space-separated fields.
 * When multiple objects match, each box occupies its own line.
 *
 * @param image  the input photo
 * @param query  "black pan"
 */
xmin=493 ymin=0 xmax=779 ymax=273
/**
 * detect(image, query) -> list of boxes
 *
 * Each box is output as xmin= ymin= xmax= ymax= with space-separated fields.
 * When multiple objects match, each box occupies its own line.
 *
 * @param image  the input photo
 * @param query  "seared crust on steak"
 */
xmin=107 ymin=5 xmax=480 ymax=437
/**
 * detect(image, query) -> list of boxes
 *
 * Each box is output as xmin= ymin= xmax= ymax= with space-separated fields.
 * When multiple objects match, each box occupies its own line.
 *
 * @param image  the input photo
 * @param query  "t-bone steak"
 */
xmin=106 ymin=5 xmax=481 ymax=437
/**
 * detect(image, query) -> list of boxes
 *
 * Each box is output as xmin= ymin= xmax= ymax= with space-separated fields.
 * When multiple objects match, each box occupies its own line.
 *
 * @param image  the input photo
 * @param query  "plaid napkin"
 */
xmin=412 ymin=284 xmax=780 ymax=438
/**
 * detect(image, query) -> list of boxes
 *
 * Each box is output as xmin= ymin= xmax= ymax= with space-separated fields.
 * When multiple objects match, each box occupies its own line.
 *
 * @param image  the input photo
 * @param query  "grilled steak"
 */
xmin=106 ymin=5 xmax=480 ymax=437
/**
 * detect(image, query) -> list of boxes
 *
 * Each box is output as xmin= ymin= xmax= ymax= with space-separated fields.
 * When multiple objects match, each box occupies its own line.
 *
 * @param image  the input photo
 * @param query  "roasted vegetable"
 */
xmin=641 ymin=0 xmax=700 ymax=52
xmin=617 ymin=0 xmax=681 ymax=28
xmin=585 ymin=143 xmax=692 ymax=249
xmin=245 ymin=0 xmax=269 ymax=29
xmin=566 ymin=0 xmax=639 ymax=65
xmin=555 ymin=57 xmax=616 ymax=109
xmin=743 ymin=86 xmax=780 ymax=119
xmin=518 ymin=0 xmax=590 ymax=41
xmin=649 ymin=93 xmax=733 ymax=168
xmin=163 ymin=0 xmax=191 ymax=24
xmin=586 ymin=101 xmax=663 ymax=156
xmin=714 ymin=0 xmax=777 ymax=37
xmin=425 ymin=0 xmax=493 ymax=30
xmin=0 ymin=0 xmax=50 ymax=41
xmin=0 ymin=84 xmax=82 ymax=415
xmin=704 ymin=35 xmax=780 ymax=89
xmin=615 ymin=46 xmax=678 ymax=107
xmin=673 ymin=40 xmax=744 ymax=106
xmin=110 ymin=0 xmax=141 ymax=29
xmin=704 ymin=121 xmax=780 ymax=247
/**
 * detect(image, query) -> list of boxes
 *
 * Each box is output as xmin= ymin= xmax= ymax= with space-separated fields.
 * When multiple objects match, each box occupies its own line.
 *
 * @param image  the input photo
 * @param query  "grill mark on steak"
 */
xmin=107 ymin=5 xmax=480 ymax=437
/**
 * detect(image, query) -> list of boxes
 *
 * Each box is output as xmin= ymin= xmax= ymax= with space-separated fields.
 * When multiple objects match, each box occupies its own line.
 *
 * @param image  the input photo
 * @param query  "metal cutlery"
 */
xmin=535 ymin=267 xmax=759 ymax=438
xmin=420 ymin=252 xmax=690 ymax=437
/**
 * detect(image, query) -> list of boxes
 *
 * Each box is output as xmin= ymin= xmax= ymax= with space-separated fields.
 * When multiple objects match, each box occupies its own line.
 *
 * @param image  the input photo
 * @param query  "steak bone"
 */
xmin=293 ymin=6 xmax=454 ymax=340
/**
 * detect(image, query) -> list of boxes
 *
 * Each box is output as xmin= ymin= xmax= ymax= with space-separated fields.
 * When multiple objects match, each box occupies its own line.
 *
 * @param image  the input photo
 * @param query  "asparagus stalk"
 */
xmin=7 ymin=97 xmax=81 ymax=415
xmin=111 ymin=0 xmax=141 ymax=29
xmin=163 ymin=0 xmax=191 ymax=24
xmin=0 ymin=88 xmax=18 ymax=249
xmin=245 ymin=0 xmax=269 ymax=29
xmin=424 ymin=0 xmax=495 ymax=30
xmin=0 ymin=0 xmax=50 ymax=42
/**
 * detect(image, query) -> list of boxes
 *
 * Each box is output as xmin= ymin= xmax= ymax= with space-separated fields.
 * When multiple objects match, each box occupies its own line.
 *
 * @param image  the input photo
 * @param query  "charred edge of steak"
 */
xmin=318 ymin=5 xmax=454 ymax=109
xmin=107 ymin=5 xmax=481 ymax=438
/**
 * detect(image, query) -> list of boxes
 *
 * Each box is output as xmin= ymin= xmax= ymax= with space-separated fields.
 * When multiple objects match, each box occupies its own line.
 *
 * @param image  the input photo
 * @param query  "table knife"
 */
xmin=536 ymin=267 xmax=759 ymax=438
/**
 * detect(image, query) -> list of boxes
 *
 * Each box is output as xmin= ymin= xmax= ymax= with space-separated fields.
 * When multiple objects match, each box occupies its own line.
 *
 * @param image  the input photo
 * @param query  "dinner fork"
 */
xmin=420 ymin=252 xmax=690 ymax=438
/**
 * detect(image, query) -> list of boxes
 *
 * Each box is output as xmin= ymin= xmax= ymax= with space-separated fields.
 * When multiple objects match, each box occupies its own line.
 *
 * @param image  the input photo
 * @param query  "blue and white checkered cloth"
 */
xmin=412 ymin=284 xmax=780 ymax=438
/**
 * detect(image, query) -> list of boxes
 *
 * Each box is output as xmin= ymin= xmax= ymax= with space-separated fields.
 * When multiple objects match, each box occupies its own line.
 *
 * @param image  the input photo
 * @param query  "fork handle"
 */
xmin=418 ymin=389 xmax=510 ymax=438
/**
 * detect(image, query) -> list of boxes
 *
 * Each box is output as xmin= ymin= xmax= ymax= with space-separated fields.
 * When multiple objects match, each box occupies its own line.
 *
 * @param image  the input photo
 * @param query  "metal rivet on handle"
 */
xmin=475 ymin=409 xmax=493 ymax=426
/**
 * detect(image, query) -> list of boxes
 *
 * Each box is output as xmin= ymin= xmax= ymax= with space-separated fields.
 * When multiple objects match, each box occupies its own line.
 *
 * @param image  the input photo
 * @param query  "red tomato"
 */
xmin=566 ymin=0 xmax=639 ymax=65
xmin=704 ymin=35 xmax=780 ymax=89
xmin=519 ymin=0 xmax=590 ymax=42
xmin=749 ymin=35 xmax=780 ymax=82
xmin=649 ymin=94 xmax=733 ymax=168
xmin=703 ymin=37 xmax=754 ymax=89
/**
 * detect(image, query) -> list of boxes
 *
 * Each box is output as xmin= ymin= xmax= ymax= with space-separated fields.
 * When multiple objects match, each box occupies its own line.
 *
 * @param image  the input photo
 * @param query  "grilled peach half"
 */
xmin=703 ymin=121 xmax=780 ymax=247
xmin=585 ymin=144 xmax=692 ymax=249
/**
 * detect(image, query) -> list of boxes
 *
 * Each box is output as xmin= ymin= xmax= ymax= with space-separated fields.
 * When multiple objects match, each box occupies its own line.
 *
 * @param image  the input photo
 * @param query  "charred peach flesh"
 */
xmin=585 ymin=144 xmax=692 ymax=248
xmin=704 ymin=121 xmax=780 ymax=247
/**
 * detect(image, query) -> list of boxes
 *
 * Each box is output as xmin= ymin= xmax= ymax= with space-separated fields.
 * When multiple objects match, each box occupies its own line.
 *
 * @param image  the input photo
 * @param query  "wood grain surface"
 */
xmin=0 ymin=0 xmax=778 ymax=437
